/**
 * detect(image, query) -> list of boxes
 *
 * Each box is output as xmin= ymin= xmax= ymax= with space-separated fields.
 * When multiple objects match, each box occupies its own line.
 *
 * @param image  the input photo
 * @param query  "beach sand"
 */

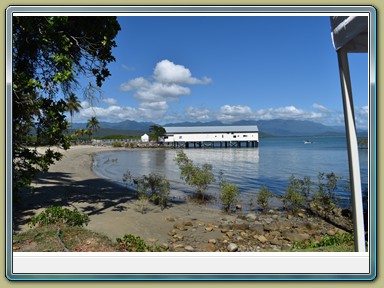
xmin=13 ymin=145 xmax=232 ymax=246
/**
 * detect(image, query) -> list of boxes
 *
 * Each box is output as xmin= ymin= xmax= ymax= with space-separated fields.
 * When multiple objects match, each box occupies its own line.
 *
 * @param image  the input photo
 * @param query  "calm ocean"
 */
xmin=92 ymin=136 xmax=369 ymax=208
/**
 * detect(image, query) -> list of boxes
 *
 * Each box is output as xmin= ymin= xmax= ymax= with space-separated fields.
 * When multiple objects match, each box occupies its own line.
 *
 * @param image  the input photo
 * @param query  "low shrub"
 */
xmin=175 ymin=150 xmax=215 ymax=202
xmin=135 ymin=196 xmax=150 ymax=214
xmin=123 ymin=171 xmax=171 ymax=210
xmin=282 ymin=177 xmax=305 ymax=214
xmin=220 ymin=182 xmax=240 ymax=213
xmin=218 ymin=171 xmax=240 ymax=213
xmin=256 ymin=186 xmax=274 ymax=211
xmin=116 ymin=234 xmax=167 ymax=252
xmin=112 ymin=141 xmax=123 ymax=147
xmin=312 ymin=172 xmax=341 ymax=219
xmin=29 ymin=206 xmax=90 ymax=227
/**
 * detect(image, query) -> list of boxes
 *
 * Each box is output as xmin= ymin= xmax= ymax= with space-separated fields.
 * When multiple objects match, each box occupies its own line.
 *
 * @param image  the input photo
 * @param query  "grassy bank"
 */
xmin=13 ymin=222 xmax=355 ymax=253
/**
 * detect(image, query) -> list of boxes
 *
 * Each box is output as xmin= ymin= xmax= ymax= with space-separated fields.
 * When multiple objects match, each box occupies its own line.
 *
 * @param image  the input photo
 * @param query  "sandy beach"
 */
xmin=13 ymin=145 xmax=352 ymax=252
xmin=14 ymin=145 xmax=234 ymax=246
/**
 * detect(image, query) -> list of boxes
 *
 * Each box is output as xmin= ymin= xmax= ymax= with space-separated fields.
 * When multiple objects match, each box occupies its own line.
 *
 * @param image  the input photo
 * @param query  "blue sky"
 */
xmin=75 ymin=15 xmax=369 ymax=128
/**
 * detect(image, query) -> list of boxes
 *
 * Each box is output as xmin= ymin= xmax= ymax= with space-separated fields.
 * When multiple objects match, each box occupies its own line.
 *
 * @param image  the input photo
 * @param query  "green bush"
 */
xmin=112 ymin=141 xmax=123 ymax=147
xmin=256 ymin=186 xmax=274 ymax=211
xmin=116 ymin=234 xmax=148 ymax=251
xmin=116 ymin=234 xmax=167 ymax=252
xmin=29 ymin=206 xmax=90 ymax=227
xmin=125 ymin=142 xmax=136 ymax=148
xmin=219 ymin=174 xmax=239 ymax=213
xmin=175 ymin=150 xmax=215 ymax=202
xmin=282 ymin=176 xmax=305 ymax=213
xmin=312 ymin=172 xmax=341 ymax=218
xmin=123 ymin=171 xmax=170 ymax=210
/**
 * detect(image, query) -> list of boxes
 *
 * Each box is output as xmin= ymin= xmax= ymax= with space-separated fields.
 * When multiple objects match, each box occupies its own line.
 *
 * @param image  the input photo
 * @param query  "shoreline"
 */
xmin=14 ymin=145 xmax=230 ymax=243
xmin=13 ymin=145 xmax=354 ymax=252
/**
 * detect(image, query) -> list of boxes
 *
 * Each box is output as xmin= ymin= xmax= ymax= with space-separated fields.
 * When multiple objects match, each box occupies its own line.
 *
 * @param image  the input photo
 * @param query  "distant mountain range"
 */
xmin=71 ymin=119 xmax=368 ymax=137
xmin=71 ymin=120 xmax=156 ymax=132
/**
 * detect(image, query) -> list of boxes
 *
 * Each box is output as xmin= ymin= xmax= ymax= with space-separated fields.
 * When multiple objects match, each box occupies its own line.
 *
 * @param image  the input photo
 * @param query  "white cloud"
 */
xmin=355 ymin=105 xmax=369 ymax=129
xmin=78 ymin=105 xmax=164 ymax=122
xmin=134 ymin=83 xmax=191 ymax=102
xmin=139 ymin=101 xmax=169 ymax=111
xmin=116 ymin=59 xmax=212 ymax=120
xmin=80 ymin=101 xmax=90 ymax=109
xmin=153 ymin=59 xmax=212 ymax=84
xmin=218 ymin=105 xmax=253 ymax=122
xmin=220 ymin=105 xmax=253 ymax=115
xmin=215 ymin=104 xmax=348 ymax=126
xmin=185 ymin=107 xmax=212 ymax=121
xmin=252 ymin=106 xmax=323 ymax=121
xmin=359 ymin=105 xmax=369 ymax=116
xmin=312 ymin=103 xmax=331 ymax=113
xmin=102 ymin=98 xmax=117 ymax=105
xmin=120 ymin=77 xmax=151 ymax=92
xmin=75 ymin=100 xmax=368 ymax=130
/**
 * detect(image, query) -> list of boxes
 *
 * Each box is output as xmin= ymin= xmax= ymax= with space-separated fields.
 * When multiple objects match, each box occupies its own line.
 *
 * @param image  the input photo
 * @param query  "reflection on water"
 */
xmin=92 ymin=136 xmax=368 ymax=206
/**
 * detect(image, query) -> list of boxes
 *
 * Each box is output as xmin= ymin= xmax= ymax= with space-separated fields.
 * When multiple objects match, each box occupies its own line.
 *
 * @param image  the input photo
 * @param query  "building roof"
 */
xmin=164 ymin=125 xmax=258 ymax=134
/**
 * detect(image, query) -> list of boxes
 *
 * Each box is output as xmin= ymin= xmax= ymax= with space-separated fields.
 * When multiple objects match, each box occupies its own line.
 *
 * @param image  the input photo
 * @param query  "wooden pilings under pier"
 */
xmin=169 ymin=141 xmax=259 ymax=149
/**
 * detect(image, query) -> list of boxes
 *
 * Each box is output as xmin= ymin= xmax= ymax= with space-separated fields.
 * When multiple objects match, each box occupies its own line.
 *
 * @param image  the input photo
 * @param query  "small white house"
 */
xmin=141 ymin=133 xmax=149 ymax=142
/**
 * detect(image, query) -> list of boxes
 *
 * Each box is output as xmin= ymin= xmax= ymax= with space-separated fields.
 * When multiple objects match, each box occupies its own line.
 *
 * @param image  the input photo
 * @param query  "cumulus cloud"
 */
xmin=120 ymin=77 xmax=151 ymax=92
xmin=251 ymin=106 xmax=323 ymax=121
xmin=312 ymin=103 xmax=331 ymax=113
xmin=134 ymin=82 xmax=191 ymax=102
xmin=74 ymin=60 xmax=213 ymax=122
xmin=185 ymin=107 xmax=212 ymax=121
xmin=218 ymin=105 xmax=254 ymax=122
xmin=220 ymin=105 xmax=253 ymax=115
xmin=359 ymin=105 xmax=369 ymax=116
xmin=79 ymin=105 xmax=162 ymax=122
xmin=139 ymin=101 xmax=169 ymax=111
xmin=355 ymin=105 xmax=369 ymax=129
xmin=102 ymin=98 xmax=117 ymax=105
xmin=80 ymin=101 xmax=91 ymax=109
xmin=153 ymin=59 xmax=212 ymax=84
xmin=215 ymin=104 xmax=348 ymax=126
xmin=116 ymin=59 xmax=212 ymax=121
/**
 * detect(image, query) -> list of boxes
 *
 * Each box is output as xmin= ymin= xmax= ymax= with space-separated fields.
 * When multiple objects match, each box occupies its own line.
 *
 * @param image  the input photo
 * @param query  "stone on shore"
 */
xmin=227 ymin=243 xmax=238 ymax=252
xmin=184 ymin=245 xmax=194 ymax=252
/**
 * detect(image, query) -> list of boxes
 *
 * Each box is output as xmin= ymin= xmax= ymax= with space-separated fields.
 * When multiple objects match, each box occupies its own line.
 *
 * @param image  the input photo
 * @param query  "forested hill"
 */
xmin=71 ymin=119 xmax=368 ymax=137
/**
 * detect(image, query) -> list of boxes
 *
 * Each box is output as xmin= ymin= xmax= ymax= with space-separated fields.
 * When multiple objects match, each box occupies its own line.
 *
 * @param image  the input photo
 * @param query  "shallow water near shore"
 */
xmin=92 ymin=136 xmax=368 ymax=208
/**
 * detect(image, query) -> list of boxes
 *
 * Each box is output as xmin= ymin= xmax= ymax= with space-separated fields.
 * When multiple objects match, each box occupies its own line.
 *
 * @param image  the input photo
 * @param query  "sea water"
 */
xmin=92 ymin=136 xmax=369 ymax=208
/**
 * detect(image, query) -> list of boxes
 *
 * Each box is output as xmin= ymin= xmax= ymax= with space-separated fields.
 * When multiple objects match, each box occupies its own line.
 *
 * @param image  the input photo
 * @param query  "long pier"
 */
xmin=167 ymin=140 xmax=259 ymax=149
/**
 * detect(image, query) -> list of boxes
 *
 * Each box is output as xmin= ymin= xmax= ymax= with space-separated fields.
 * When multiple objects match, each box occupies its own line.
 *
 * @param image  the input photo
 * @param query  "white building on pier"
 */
xmin=163 ymin=125 xmax=259 ymax=148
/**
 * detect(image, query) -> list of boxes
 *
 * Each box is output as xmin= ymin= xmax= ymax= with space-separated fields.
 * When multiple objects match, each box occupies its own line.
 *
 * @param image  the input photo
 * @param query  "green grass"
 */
xmin=13 ymin=224 xmax=117 ymax=252
xmin=292 ymin=246 xmax=355 ymax=252
xmin=290 ymin=232 xmax=355 ymax=252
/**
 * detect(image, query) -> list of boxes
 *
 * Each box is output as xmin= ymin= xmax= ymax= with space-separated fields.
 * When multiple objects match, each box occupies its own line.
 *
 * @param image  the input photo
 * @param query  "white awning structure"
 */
xmin=331 ymin=16 xmax=368 ymax=52
xmin=330 ymin=16 xmax=369 ymax=252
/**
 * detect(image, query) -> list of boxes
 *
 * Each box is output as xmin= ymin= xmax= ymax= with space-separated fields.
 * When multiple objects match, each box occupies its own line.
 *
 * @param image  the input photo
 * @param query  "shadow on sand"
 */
xmin=12 ymin=171 xmax=185 ymax=232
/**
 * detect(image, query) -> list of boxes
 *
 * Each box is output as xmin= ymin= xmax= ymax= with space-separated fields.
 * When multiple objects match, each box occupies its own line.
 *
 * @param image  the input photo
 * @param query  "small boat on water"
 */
xmin=304 ymin=140 xmax=313 ymax=144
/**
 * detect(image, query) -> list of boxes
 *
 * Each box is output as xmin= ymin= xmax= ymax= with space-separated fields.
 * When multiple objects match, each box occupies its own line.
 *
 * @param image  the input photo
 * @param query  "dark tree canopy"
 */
xmin=149 ymin=125 xmax=166 ymax=142
xmin=12 ymin=16 xmax=121 ymax=198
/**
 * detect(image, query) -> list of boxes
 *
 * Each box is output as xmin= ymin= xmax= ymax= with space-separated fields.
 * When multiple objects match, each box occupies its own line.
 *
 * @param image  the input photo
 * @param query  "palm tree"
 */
xmin=86 ymin=116 xmax=100 ymax=139
xmin=65 ymin=93 xmax=82 ymax=127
